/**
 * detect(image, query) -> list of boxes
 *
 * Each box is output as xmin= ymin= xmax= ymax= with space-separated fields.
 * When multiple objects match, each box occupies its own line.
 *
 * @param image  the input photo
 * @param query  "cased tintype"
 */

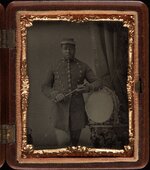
xmin=0 ymin=1 xmax=149 ymax=169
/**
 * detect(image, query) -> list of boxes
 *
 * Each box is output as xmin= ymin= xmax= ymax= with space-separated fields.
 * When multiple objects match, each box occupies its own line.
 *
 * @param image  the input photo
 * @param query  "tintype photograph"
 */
xmin=26 ymin=21 xmax=129 ymax=150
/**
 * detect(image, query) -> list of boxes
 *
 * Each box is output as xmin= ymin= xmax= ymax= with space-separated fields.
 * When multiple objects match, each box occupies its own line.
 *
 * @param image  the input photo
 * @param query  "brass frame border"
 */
xmin=16 ymin=10 xmax=139 ymax=163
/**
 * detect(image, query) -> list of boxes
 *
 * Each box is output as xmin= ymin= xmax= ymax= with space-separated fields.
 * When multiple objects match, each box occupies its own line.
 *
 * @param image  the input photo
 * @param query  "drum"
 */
xmin=85 ymin=87 xmax=119 ymax=123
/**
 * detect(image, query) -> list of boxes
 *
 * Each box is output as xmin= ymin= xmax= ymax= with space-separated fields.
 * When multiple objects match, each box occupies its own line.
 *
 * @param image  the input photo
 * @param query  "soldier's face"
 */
xmin=61 ymin=44 xmax=75 ymax=60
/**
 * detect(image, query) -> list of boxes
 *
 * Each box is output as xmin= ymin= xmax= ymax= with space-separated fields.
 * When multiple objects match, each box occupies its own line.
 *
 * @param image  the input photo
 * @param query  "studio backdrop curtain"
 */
xmin=90 ymin=22 xmax=128 ymax=124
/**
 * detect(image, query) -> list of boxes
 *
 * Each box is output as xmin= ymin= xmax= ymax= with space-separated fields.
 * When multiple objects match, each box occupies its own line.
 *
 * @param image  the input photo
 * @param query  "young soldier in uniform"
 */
xmin=42 ymin=38 xmax=101 ymax=146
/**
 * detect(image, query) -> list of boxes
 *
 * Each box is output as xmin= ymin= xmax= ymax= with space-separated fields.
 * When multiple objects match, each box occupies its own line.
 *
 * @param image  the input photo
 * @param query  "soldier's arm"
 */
xmin=85 ymin=64 xmax=102 ymax=91
xmin=41 ymin=67 xmax=59 ymax=100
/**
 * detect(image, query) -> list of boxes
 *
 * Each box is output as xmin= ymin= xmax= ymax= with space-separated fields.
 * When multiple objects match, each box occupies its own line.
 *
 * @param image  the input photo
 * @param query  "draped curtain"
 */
xmin=90 ymin=22 xmax=128 ymax=124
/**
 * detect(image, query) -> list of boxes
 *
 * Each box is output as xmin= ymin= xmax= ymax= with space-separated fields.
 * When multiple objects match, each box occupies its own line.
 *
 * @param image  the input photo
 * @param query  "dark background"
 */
xmin=0 ymin=0 xmax=149 ymax=170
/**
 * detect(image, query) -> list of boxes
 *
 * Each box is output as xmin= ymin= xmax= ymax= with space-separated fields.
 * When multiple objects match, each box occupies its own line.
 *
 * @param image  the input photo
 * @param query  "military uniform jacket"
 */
xmin=42 ymin=58 xmax=101 ymax=132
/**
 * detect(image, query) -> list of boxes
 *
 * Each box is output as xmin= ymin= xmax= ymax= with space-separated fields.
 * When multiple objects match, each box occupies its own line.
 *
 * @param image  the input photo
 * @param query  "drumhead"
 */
xmin=85 ymin=87 xmax=114 ymax=123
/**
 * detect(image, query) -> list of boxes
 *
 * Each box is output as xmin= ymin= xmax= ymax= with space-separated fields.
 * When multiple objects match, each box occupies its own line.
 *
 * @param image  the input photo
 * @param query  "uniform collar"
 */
xmin=61 ymin=57 xmax=76 ymax=63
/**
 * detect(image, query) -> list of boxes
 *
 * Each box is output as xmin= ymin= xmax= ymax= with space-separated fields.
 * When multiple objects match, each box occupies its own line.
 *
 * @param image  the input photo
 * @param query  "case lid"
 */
xmin=0 ymin=3 xmax=5 ymax=168
xmin=0 ymin=1 xmax=149 ymax=169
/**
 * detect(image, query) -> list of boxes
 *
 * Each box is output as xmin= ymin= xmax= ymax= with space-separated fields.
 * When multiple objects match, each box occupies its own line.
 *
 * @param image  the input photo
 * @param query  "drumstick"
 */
xmin=64 ymin=89 xmax=77 ymax=97
xmin=53 ymin=83 xmax=86 ymax=102
xmin=64 ymin=83 xmax=87 ymax=97
xmin=53 ymin=88 xmax=77 ymax=103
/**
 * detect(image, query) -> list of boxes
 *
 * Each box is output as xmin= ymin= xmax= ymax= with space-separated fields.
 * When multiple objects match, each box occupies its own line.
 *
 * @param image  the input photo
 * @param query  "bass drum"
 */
xmin=85 ymin=86 xmax=119 ymax=123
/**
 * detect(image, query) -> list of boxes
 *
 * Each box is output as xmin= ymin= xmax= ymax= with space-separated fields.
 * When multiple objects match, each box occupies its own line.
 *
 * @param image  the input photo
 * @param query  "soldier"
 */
xmin=42 ymin=38 xmax=101 ymax=146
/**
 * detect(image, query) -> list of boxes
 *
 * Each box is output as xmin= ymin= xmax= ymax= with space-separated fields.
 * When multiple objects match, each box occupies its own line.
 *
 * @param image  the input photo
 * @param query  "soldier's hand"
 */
xmin=55 ymin=93 xmax=65 ymax=102
xmin=76 ymin=83 xmax=90 ymax=93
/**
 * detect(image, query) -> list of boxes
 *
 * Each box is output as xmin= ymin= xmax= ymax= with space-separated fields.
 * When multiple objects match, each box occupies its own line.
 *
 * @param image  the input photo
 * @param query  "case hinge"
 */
xmin=0 ymin=124 xmax=15 ymax=144
xmin=0 ymin=29 xmax=16 ymax=48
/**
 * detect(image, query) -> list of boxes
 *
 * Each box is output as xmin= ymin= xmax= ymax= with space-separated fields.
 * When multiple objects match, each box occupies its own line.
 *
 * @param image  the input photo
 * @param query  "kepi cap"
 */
xmin=61 ymin=38 xmax=75 ymax=45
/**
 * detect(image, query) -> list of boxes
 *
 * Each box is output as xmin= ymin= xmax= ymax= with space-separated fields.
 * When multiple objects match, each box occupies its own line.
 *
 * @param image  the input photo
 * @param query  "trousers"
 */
xmin=70 ymin=129 xmax=81 ymax=146
xmin=69 ymin=110 xmax=81 ymax=146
